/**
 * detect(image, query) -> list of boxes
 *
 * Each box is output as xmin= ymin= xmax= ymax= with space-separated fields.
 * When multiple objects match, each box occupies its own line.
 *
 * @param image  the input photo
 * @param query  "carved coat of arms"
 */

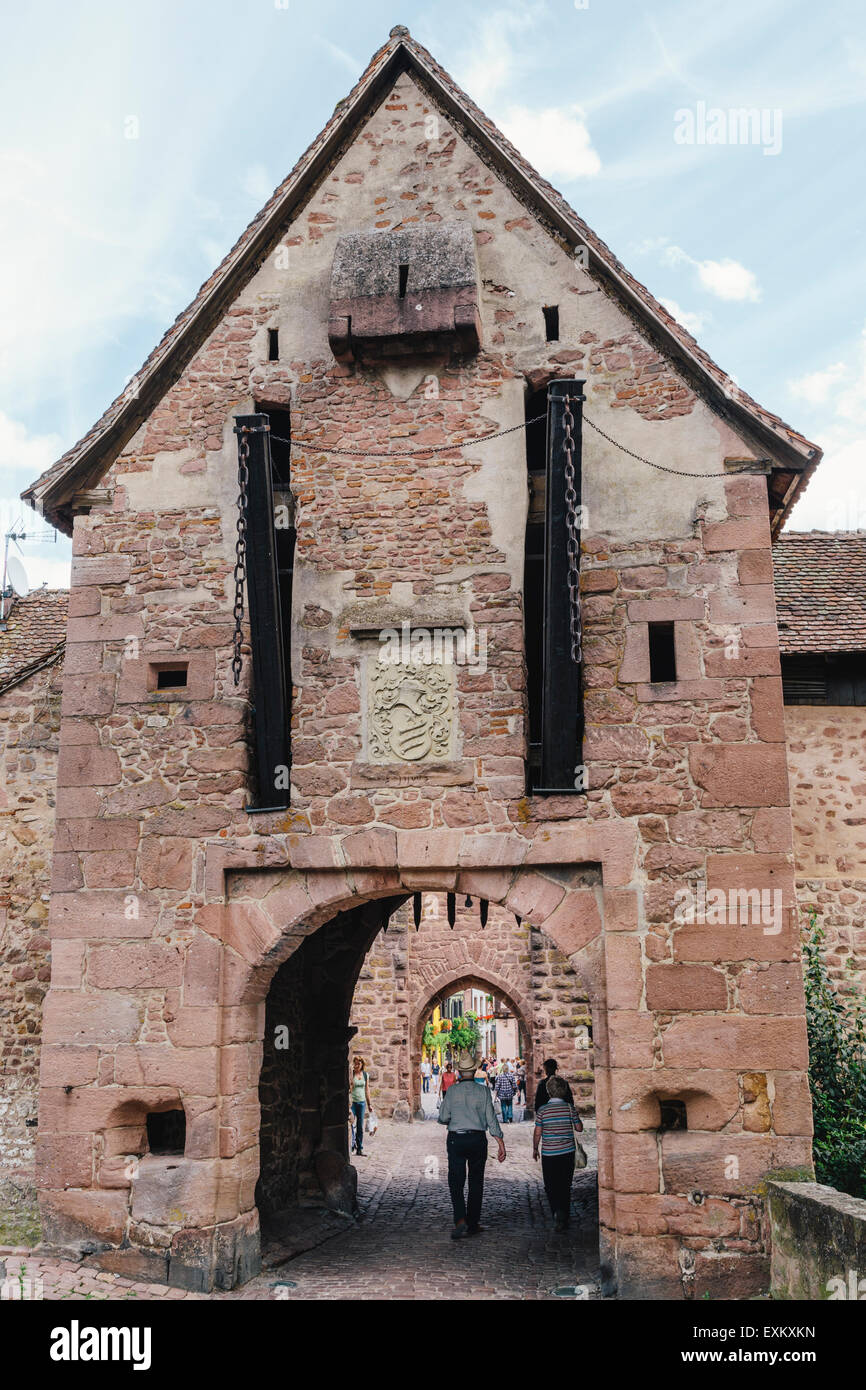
xmin=368 ymin=662 xmax=453 ymax=763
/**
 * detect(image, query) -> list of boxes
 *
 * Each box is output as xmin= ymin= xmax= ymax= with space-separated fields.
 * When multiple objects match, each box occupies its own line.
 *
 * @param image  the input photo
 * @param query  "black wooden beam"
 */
xmin=234 ymin=414 xmax=290 ymax=809
xmin=538 ymin=379 xmax=585 ymax=794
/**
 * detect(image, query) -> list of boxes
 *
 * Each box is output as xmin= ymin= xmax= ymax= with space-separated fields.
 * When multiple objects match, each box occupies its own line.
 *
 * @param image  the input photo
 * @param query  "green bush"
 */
xmin=802 ymin=908 xmax=866 ymax=1198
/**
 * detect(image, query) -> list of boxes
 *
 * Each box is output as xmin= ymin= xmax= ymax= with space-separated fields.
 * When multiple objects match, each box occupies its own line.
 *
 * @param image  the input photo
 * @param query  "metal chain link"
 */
xmin=562 ymin=396 xmax=583 ymax=665
xmin=583 ymin=412 xmax=733 ymax=477
xmin=231 ymin=430 xmax=250 ymax=687
xmin=270 ymin=415 xmax=545 ymax=458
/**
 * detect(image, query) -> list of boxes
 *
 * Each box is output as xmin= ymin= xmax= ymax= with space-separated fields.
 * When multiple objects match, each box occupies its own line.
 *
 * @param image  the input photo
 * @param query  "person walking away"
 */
xmin=421 ymin=1057 xmax=432 ymax=1093
xmin=438 ymin=1051 xmax=506 ymax=1239
xmin=494 ymin=1066 xmax=517 ymax=1123
xmin=439 ymin=1061 xmax=458 ymax=1101
xmin=516 ymin=1059 xmax=527 ymax=1105
xmin=534 ymin=1057 xmax=574 ymax=1113
xmin=349 ymin=1055 xmax=372 ymax=1157
xmin=533 ymin=1075 xmax=584 ymax=1231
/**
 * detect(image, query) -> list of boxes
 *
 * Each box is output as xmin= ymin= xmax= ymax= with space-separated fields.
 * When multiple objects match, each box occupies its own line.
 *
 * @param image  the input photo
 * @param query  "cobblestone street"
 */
xmin=1 ymin=1117 xmax=601 ymax=1302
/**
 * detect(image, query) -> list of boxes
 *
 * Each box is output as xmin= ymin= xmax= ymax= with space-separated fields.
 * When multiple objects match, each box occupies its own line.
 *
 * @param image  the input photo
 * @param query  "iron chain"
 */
xmin=232 ymin=430 xmax=250 ymax=687
xmin=562 ymin=395 xmax=583 ymax=666
xmin=270 ymin=415 xmax=545 ymax=458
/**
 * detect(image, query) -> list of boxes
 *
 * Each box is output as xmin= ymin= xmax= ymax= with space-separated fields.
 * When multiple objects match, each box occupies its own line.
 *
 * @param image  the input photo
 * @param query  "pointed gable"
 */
xmin=24 ymin=25 xmax=820 ymax=535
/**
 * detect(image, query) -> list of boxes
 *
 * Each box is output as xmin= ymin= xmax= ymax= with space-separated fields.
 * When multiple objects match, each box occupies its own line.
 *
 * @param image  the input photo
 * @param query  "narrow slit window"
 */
xmin=648 ymin=622 xmax=677 ymax=683
xmin=398 ymin=263 xmax=409 ymax=299
xmin=268 ymin=328 xmax=279 ymax=361
xmin=146 ymin=1109 xmax=186 ymax=1155
xmin=155 ymin=665 xmax=188 ymax=690
xmin=543 ymin=305 xmax=559 ymax=341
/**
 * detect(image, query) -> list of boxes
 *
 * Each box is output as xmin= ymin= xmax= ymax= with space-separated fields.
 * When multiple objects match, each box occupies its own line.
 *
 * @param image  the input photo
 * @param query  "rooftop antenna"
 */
xmin=1 ymin=518 xmax=58 ymax=626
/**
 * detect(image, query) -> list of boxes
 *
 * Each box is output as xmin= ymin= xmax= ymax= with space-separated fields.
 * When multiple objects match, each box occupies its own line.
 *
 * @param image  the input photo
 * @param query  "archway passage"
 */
xmin=349 ymin=894 xmax=594 ymax=1124
xmin=412 ymin=973 xmax=534 ymax=1120
xmin=256 ymin=890 xmax=599 ymax=1280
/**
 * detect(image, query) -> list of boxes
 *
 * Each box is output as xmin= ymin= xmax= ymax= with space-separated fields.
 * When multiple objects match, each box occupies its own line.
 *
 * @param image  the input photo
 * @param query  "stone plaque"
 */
xmin=367 ymin=661 xmax=454 ymax=763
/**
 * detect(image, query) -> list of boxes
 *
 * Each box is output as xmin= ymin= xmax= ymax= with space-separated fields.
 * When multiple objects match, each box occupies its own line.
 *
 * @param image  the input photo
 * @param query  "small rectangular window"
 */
xmin=398 ymin=263 xmax=409 ymax=299
xmin=268 ymin=328 xmax=279 ymax=361
xmin=146 ymin=1109 xmax=186 ymax=1156
xmin=648 ymin=623 xmax=677 ymax=683
xmin=155 ymin=666 xmax=188 ymax=690
xmin=543 ymin=305 xmax=559 ymax=341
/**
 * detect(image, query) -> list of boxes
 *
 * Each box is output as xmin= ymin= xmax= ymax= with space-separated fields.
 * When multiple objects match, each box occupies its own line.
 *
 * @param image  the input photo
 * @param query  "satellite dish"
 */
xmin=7 ymin=556 xmax=29 ymax=597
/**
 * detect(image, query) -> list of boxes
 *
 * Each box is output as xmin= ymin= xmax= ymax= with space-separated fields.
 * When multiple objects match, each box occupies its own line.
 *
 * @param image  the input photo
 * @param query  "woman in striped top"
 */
xmin=532 ymin=1075 xmax=584 ymax=1232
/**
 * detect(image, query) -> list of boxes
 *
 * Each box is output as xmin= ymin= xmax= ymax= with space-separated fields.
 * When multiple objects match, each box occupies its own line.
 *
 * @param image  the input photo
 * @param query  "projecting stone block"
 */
xmin=328 ymin=220 xmax=481 ymax=360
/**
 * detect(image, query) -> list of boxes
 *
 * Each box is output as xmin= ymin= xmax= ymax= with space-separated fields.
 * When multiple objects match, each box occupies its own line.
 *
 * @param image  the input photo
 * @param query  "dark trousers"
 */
xmin=351 ymin=1101 xmax=365 ymax=1153
xmin=446 ymin=1131 xmax=488 ymax=1228
xmin=542 ymin=1151 xmax=575 ymax=1220
xmin=422 ymin=1076 xmax=430 ymax=1092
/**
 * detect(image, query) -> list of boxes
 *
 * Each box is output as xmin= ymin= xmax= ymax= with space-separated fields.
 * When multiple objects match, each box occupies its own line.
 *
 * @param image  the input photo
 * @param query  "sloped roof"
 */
xmin=23 ymin=26 xmax=821 ymax=536
xmin=0 ymin=589 xmax=67 ymax=695
xmin=774 ymin=532 xmax=866 ymax=653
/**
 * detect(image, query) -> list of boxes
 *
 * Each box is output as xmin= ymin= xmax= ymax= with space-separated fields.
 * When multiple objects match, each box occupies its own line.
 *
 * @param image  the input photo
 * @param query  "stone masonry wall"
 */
xmin=0 ymin=657 xmax=62 ymax=1182
xmin=786 ymin=706 xmax=866 ymax=990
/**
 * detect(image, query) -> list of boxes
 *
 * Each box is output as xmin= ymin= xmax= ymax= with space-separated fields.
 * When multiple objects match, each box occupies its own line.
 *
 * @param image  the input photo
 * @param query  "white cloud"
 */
xmin=788 ymin=362 xmax=848 ymax=406
xmin=660 ymin=297 xmax=706 ymax=335
xmin=695 ymin=257 xmax=761 ymax=303
xmin=785 ymin=326 xmax=866 ymax=532
xmin=241 ymin=163 xmax=274 ymax=204
xmin=498 ymin=104 xmax=601 ymax=181
xmin=659 ymin=243 xmax=761 ymax=302
xmin=0 ymin=412 xmax=71 ymax=587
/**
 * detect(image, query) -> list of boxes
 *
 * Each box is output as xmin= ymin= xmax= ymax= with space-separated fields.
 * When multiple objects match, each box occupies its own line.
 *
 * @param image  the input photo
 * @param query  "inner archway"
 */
xmin=409 ymin=969 xmax=535 ymax=1120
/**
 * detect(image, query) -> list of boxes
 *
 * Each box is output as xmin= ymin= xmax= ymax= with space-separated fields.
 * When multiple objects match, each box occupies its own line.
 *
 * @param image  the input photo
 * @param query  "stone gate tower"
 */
xmin=23 ymin=28 xmax=820 ymax=1296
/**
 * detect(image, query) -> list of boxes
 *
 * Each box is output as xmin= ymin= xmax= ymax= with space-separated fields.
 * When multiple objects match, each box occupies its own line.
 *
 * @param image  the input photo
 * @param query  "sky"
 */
xmin=2 ymin=0 xmax=865 ymax=592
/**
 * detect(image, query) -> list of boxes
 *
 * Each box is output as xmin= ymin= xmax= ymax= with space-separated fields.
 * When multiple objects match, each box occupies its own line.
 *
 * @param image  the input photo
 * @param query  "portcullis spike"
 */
xmin=447 ymin=893 xmax=456 ymax=928
xmin=413 ymin=893 xmax=422 ymax=929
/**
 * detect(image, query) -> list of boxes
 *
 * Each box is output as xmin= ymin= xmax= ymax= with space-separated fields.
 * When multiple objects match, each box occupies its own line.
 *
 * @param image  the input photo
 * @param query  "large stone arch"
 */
xmin=210 ymin=838 xmax=611 ymax=1287
xmin=39 ymin=824 xmax=639 ymax=1293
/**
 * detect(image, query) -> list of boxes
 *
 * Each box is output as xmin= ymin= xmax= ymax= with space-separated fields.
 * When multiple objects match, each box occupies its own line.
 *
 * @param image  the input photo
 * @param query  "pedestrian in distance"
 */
xmin=516 ymin=1059 xmax=527 ymax=1105
xmin=533 ymin=1075 xmax=584 ymax=1232
xmin=493 ymin=1065 xmax=517 ymax=1122
xmin=421 ymin=1057 xmax=432 ymax=1093
xmin=439 ymin=1060 xmax=458 ymax=1099
xmin=438 ymin=1051 xmax=506 ymax=1239
xmin=349 ymin=1054 xmax=372 ymax=1157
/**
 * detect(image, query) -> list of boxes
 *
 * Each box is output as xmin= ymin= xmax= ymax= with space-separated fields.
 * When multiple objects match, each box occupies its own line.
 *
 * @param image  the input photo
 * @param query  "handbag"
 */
xmin=574 ymin=1138 xmax=588 ymax=1170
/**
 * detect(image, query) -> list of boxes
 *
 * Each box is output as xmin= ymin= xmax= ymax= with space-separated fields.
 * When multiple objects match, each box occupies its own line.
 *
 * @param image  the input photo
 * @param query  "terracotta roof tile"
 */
xmin=0 ymin=589 xmax=68 ymax=693
xmin=774 ymin=532 xmax=866 ymax=653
